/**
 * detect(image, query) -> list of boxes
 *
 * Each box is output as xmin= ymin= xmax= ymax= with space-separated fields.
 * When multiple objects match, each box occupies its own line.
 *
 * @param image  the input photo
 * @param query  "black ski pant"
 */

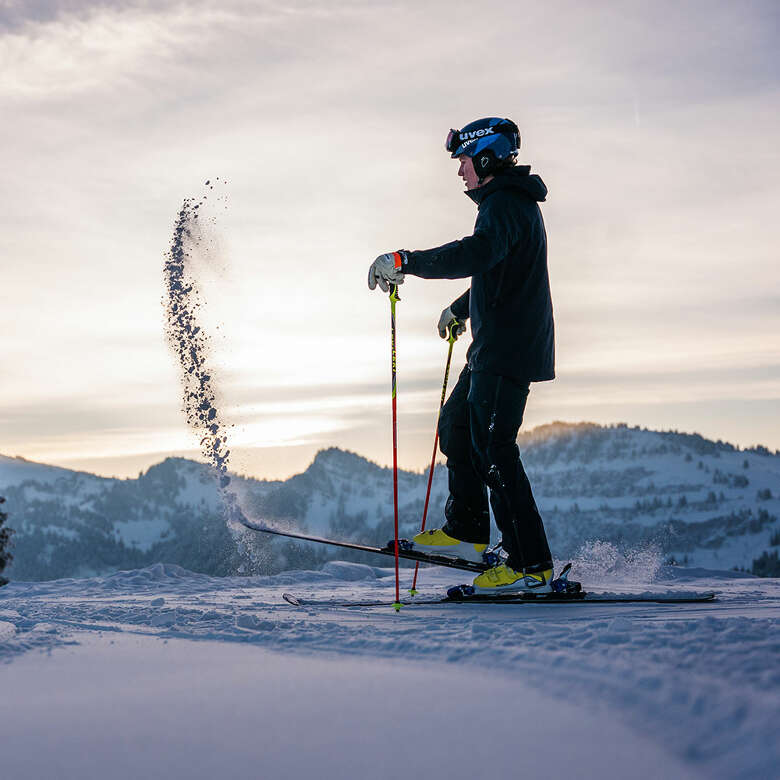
xmin=438 ymin=365 xmax=553 ymax=573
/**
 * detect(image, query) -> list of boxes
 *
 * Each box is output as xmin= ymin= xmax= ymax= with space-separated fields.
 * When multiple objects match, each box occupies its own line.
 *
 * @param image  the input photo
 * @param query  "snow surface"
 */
xmin=1 ymin=562 xmax=778 ymax=779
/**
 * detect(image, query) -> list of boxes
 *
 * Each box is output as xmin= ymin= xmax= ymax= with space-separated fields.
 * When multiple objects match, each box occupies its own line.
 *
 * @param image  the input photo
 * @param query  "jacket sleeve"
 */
xmin=449 ymin=289 xmax=470 ymax=320
xmin=402 ymin=192 xmax=518 ymax=280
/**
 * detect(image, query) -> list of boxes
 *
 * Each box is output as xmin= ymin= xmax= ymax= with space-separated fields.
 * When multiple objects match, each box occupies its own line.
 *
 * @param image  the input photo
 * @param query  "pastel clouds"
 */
xmin=1 ymin=0 xmax=778 ymax=478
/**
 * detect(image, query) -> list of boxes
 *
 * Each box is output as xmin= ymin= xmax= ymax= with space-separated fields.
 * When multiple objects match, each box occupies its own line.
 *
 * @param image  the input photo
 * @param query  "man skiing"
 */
xmin=367 ymin=117 xmax=556 ymax=594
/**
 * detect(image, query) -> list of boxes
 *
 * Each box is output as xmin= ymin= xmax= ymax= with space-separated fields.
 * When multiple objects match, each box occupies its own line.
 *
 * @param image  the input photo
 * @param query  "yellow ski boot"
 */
xmin=411 ymin=528 xmax=488 ymax=563
xmin=472 ymin=563 xmax=554 ymax=594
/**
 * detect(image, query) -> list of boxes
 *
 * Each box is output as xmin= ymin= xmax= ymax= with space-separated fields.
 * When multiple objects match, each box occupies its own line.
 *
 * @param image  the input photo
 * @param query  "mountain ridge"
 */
xmin=2 ymin=422 xmax=779 ymax=581
xmin=3 ymin=421 xmax=778 ymax=484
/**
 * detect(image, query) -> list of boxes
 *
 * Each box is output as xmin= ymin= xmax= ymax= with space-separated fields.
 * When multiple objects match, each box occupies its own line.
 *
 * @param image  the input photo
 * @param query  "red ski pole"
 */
xmin=389 ymin=283 xmax=402 ymax=612
xmin=409 ymin=320 xmax=459 ymax=596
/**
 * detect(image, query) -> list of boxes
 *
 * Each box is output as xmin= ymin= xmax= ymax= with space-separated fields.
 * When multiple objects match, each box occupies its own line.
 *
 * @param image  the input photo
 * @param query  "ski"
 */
xmin=444 ymin=590 xmax=716 ymax=604
xmin=282 ymin=591 xmax=717 ymax=608
xmin=239 ymin=516 xmax=491 ymax=573
xmin=244 ymin=518 xmax=718 ymax=608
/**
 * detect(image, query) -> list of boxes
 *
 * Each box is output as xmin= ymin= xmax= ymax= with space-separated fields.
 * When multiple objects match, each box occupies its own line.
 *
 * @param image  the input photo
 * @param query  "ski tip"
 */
xmin=282 ymin=593 xmax=301 ymax=606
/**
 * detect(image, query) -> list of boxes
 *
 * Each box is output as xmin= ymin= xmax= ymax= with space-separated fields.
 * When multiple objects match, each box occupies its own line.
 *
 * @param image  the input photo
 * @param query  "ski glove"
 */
xmin=368 ymin=252 xmax=405 ymax=293
xmin=437 ymin=305 xmax=467 ymax=339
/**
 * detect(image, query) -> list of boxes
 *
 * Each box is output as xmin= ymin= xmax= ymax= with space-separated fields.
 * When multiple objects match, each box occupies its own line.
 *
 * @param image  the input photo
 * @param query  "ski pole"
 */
xmin=409 ymin=319 xmax=459 ymax=596
xmin=389 ymin=282 xmax=402 ymax=612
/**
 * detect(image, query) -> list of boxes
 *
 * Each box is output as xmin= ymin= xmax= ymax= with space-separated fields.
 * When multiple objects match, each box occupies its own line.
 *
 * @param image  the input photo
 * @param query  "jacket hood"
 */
xmin=465 ymin=165 xmax=547 ymax=205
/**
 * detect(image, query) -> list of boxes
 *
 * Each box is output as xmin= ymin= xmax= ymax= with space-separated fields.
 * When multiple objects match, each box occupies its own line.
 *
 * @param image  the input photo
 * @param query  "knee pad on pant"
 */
xmin=479 ymin=442 xmax=520 ymax=489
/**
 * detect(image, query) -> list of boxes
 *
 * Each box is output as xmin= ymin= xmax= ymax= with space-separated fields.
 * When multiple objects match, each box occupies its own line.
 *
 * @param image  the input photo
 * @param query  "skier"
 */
xmin=367 ymin=117 xmax=555 ymax=593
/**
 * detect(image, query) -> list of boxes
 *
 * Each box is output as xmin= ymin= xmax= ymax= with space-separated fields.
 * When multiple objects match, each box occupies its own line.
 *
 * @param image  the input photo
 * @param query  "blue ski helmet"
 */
xmin=445 ymin=117 xmax=520 ymax=179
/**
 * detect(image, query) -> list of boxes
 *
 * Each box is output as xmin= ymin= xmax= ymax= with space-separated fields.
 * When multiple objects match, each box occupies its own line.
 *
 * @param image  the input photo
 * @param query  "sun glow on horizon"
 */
xmin=1 ymin=0 xmax=778 ymax=479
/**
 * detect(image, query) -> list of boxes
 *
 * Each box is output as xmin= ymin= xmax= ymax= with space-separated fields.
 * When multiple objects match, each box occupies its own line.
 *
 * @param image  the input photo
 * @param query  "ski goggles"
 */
xmin=445 ymin=127 xmax=496 ymax=157
xmin=445 ymin=128 xmax=461 ymax=154
xmin=445 ymin=121 xmax=520 ymax=156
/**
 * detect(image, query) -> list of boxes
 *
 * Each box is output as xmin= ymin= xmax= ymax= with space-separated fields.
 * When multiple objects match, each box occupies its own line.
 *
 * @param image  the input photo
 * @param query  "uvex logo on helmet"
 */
xmin=458 ymin=127 xmax=495 ymax=141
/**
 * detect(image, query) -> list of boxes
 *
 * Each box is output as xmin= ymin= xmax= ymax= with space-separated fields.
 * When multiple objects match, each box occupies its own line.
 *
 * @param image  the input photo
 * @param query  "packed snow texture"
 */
xmin=1 ymin=563 xmax=778 ymax=779
xmin=2 ymin=423 xmax=779 ymax=580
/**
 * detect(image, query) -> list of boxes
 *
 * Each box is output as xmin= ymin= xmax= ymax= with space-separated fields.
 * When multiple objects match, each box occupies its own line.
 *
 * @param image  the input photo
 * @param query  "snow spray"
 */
xmin=569 ymin=540 xmax=663 ymax=585
xmin=163 ymin=181 xmax=248 ymax=537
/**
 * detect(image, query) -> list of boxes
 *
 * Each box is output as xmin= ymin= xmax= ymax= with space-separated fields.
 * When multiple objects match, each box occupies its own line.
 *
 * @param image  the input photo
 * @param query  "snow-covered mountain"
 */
xmin=1 ymin=422 xmax=779 ymax=581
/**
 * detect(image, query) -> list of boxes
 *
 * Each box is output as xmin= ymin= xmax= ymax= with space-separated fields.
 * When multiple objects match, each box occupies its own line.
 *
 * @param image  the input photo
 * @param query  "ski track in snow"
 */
xmin=1 ymin=564 xmax=779 ymax=778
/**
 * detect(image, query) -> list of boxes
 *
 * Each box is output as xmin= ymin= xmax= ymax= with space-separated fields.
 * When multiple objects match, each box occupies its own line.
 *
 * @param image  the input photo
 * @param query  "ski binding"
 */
xmin=446 ymin=563 xmax=584 ymax=602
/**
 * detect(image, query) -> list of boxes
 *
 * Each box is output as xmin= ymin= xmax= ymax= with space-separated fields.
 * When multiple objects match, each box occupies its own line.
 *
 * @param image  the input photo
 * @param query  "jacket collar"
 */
xmin=464 ymin=165 xmax=533 ymax=205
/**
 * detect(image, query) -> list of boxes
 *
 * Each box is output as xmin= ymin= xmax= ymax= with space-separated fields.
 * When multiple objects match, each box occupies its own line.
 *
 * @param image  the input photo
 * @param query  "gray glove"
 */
xmin=368 ymin=252 xmax=405 ymax=293
xmin=437 ymin=305 xmax=467 ymax=339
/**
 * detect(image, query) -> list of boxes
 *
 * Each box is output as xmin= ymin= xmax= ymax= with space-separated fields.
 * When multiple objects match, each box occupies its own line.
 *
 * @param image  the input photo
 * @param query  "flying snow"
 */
xmin=162 ymin=181 xmax=248 ymax=536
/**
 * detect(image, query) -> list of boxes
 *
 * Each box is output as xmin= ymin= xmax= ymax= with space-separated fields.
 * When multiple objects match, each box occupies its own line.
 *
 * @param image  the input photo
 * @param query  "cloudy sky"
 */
xmin=1 ymin=0 xmax=778 ymax=480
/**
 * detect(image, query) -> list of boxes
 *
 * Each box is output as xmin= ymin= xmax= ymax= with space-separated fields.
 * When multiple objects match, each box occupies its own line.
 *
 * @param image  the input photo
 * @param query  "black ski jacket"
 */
xmin=401 ymin=166 xmax=555 ymax=382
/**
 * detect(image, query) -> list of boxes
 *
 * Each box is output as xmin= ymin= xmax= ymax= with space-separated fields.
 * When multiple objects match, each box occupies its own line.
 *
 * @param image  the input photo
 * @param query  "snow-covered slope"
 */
xmin=522 ymin=424 xmax=780 ymax=573
xmin=1 ymin=423 xmax=779 ymax=581
xmin=1 ymin=562 xmax=778 ymax=779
